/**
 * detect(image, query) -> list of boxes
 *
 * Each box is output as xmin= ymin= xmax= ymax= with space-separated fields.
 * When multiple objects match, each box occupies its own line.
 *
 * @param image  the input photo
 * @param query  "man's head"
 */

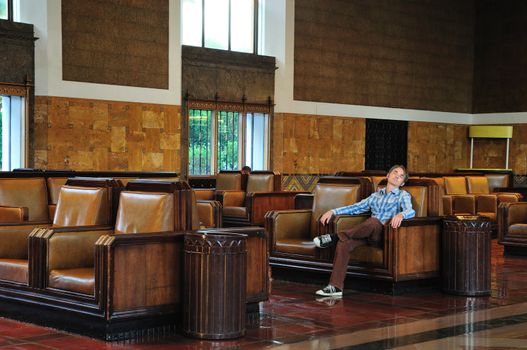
xmin=386 ymin=165 xmax=409 ymax=187
xmin=241 ymin=165 xmax=251 ymax=174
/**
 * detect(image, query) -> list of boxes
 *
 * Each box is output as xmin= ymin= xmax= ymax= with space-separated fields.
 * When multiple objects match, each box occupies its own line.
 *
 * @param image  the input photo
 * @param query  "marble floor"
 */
xmin=1 ymin=240 xmax=527 ymax=349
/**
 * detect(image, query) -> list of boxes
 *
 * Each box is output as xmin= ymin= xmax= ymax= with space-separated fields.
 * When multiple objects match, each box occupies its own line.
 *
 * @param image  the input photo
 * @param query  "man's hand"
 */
xmin=319 ymin=210 xmax=334 ymax=225
xmin=390 ymin=213 xmax=404 ymax=229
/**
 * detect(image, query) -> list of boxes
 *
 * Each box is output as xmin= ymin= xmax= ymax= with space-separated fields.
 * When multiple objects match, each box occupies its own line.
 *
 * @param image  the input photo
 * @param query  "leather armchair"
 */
xmin=221 ymin=171 xmax=298 ymax=226
xmin=442 ymin=176 xmax=481 ymax=216
xmin=0 ymin=179 xmax=117 ymax=287
xmin=333 ymin=179 xmax=442 ymax=289
xmin=40 ymin=190 xmax=178 ymax=295
xmin=267 ymin=177 xmax=371 ymax=261
xmin=467 ymin=176 xmax=521 ymax=205
xmin=194 ymin=170 xmax=245 ymax=201
xmin=498 ymin=202 xmax=527 ymax=254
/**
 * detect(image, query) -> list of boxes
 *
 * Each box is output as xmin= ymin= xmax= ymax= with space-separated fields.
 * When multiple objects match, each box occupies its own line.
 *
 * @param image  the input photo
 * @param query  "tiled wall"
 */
xmin=407 ymin=122 xmax=470 ymax=173
xmin=272 ymin=113 xmax=366 ymax=174
xmin=34 ymin=96 xmax=180 ymax=172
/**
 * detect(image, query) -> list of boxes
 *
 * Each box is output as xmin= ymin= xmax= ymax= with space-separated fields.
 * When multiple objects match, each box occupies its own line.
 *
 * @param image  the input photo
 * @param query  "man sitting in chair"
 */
xmin=313 ymin=165 xmax=415 ymax=297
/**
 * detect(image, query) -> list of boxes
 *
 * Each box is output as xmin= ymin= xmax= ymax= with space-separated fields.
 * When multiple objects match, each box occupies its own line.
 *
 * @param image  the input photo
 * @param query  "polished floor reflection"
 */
xmin=1 ymin=240 xmax=527 ymax=349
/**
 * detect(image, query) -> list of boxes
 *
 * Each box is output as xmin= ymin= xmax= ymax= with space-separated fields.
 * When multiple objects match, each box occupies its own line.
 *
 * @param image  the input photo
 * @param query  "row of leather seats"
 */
xmin=264 ymin=170 xmax=525 ymax=291
xmin=0 ymin=174 xmax=270 ymax=339
xmin=265 ymin=176 xmax=442 ymax=291
xmin=194 ymin=170 xmax=299 ymax=227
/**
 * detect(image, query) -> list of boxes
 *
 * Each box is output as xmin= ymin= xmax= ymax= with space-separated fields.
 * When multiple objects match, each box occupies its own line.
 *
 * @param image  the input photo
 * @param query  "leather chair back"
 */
xmin=216 ymin=172 xmax=242 ymax=191
xmin=53 ymin=185 xmax=110 ymax=227
xmin=485 ymin=174 xmax=509 ymax=191
xmin=403 ymin=186 xmax=428 ymax=217
xmin=0 ymin=178 xmax=49 ymax=221
xmin=246 ymin=173 xmax=275 ymax=193
xmin=311 ymin=183 xmax=360 ymax=235
xmin=444 ymin=177 xmax=467 ymax=195
xmin=47 ymin=177 xmax=69 ymax=205
xmin=370 ymin=176 xmax=386 ymax=191
xmin=466 ymin=176 xmax=490 ymax=194
xmin=114 ymin=191 xmax=174 ymax=234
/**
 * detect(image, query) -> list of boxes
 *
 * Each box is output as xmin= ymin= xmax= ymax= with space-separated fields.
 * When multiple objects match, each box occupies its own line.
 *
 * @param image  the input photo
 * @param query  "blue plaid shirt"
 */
xmin=332 ymin=187 xmax=415 ymax=224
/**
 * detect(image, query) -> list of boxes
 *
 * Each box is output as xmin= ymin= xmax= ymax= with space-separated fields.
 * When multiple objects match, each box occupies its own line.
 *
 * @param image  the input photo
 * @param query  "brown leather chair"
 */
xmin=26 ymin=183 xmax=187 ymax=337
xmin=332 ymin=179 xmax=442 ymax=289
xmin=467 ymin=176 xmax=521 ymax=204
xmin=498 ymin=202 xmax=527 ymax=255
xmin=0 ymin=180 xmax=116 ymax=287
xmin=0 ymin=177 xmax=50 ymax=223
xmin=193 ymin=171 xmax=245 ymax=201
xmin=42 ymin=190 xmax=178 ymax=295
xmin=267 ymin=177 xmax=371 ymax=260
xmin=442 ymin=176 xmax=479 ymax=216
xmin=221 ymin=171 xmax=299 ymax=226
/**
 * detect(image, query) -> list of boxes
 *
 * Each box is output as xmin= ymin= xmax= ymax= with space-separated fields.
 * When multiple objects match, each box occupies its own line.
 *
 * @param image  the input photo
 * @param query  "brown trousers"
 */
xmin=329 ymin=217 xmax=383 ymax=290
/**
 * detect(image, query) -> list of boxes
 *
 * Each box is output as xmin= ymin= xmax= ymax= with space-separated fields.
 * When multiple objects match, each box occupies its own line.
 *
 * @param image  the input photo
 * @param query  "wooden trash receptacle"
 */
xmin=183 ymin=232 xmax=247 ymax=339
xmin=442 ymin=216 xmax=492 ymax=296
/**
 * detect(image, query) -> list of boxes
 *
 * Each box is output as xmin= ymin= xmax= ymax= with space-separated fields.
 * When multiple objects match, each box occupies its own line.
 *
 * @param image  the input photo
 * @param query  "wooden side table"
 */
xmin=442 ymin=215 xmax=492 ymax=296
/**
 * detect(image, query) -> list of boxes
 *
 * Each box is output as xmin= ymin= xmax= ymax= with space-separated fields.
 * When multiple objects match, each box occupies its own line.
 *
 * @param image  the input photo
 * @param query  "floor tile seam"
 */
xmin=328 ymin=311 xmax=527 ymax=350
xmin=269 ymin=302 xmax=527 ymax=350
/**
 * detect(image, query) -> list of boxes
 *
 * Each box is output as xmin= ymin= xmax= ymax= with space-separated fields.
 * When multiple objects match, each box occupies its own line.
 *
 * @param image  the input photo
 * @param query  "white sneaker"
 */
xmin=315 ymin=284 xmax=343 ymax=297
xmin=313 ymin=234 xmax=338 ymax=248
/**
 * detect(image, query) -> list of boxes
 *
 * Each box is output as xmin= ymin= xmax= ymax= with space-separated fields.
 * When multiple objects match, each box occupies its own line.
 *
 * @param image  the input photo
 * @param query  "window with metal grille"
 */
xmin=188 ymin=106 xmax=269 ymax=176
xmin=181 ymin=0 xmax=259 ymax=54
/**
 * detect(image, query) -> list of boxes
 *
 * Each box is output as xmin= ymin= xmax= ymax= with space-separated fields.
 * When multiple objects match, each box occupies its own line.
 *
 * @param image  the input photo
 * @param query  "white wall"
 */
xmin=18 ymin=0 xmax=527 ymax=124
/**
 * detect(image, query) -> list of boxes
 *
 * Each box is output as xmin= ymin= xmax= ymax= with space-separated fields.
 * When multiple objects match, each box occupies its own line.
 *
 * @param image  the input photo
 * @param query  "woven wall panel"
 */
xmin=62 ymin=0 xmax=168 ymax=88
xmin=34 ymin=96 xmax=180 ymax=171
xmin=294 ymin=0 xmax=474 ymax=113
xmin=473 ymin=2 xmax=527 ymax=113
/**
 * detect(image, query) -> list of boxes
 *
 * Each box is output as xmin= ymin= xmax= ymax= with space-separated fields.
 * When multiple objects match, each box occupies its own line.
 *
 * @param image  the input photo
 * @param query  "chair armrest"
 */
xmin=196 ymin=200 xmax=222 ymax=228
xmin=194 ymin=188 xmax=215 ymax=200
xmin=264 ymin=210 xmax=312 ymax=248
xmin=0 ymin=224 xmax=49 ymax=258
xmin=0 ymin=206 xmax=28 ymax=223
xmin=384 ymin=217 xmax=443 ymax=280
xmin=95 ymin=232 xmax=185 ymax=310
xmin=495 ymin=193 xmax=521 ymax=203
xmin=331 ymin=214 xmax=370 ymax=234
xmin=47 ymin=229 xmax=114 ymax=270
xmin=475 ymin=194 xmax=497 ymax=214
xmin=216 ymin=190 xmax=246 ymax=207
xmin=247 ymin=192 xmax=298 ymax=225
xmin=443 ymin=195 xmax=476 ymax=215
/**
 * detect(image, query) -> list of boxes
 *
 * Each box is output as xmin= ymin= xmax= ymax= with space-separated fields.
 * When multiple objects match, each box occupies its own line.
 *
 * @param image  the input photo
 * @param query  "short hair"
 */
xmin=388 ymin=164 xmax=409 ymax=183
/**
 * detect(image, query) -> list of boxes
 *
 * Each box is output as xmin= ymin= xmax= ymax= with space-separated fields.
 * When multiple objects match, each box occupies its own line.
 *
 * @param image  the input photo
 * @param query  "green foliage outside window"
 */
xmin=0 ymin=0 xmax=7 ymax=19
xmin=189 ymin=109 xmax=212 ymax=175
xmin=217 ymin=111 xmax=239 ymax=172
xmin=188 ymin=109 xmax=241 ymax=175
